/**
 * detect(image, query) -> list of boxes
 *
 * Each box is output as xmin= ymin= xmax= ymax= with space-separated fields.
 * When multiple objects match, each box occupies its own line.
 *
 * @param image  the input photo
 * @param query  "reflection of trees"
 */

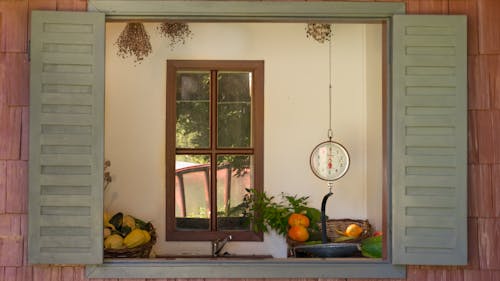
xmin=176 ymin=72 xmax=252 ymax=174
xmin=176 ymin=72 xmax=210 ymax=161
xmin=217 ymin=72 xmax=251 ymax=148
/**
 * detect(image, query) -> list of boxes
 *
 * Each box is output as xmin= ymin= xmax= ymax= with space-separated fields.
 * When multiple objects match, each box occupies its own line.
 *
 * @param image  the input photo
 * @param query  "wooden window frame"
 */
xmin=165 ymin=60 xmax=264 ymax=241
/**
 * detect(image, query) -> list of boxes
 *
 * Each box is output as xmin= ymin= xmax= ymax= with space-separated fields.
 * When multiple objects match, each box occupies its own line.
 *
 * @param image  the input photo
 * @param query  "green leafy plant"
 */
xmin=243 ymin=189 xmax=322 ymax=237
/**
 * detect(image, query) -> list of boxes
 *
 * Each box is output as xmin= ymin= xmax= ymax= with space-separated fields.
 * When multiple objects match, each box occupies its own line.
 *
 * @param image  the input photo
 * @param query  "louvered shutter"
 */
xmin=391 ymin=15 xmax=467 ymax=265
xmin=28 ymin=11 xmax=105 ymax=264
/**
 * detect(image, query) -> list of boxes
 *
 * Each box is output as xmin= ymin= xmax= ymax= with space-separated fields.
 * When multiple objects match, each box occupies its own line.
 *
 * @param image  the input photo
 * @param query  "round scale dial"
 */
xmin=310 ymin=141 xmax=350 ymax=181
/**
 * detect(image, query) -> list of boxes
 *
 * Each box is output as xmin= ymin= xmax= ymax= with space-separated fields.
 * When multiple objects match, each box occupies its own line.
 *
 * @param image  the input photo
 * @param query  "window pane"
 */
xmin=217 ymin=72 xmax=252 ymax=148
xmin=176 ymin=71 xmax=210 ymax=148
xmin=216 ymin=155 xmax=253 ymax=231
xmin=175 ymin=155 xmax=210 ymax=231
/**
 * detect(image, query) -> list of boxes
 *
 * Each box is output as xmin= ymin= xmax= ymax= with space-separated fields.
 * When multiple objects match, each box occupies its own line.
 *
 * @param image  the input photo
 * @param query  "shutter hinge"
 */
xmin=27 ymin=40 xmax=31 ymax=62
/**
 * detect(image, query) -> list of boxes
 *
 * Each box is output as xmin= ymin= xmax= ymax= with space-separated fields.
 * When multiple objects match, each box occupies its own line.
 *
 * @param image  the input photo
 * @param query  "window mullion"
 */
xmin=210 ymin=70 xmax=218 ymax=232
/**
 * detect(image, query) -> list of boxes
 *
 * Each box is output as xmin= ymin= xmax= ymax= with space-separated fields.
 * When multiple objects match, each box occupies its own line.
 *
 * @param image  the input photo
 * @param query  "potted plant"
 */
xmin=243 ymin=189 xmax=323 ymax=244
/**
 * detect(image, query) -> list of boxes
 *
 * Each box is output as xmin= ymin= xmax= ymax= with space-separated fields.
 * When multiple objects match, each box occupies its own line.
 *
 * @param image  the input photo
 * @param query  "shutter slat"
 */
xmin=41 ymin=113 xmax=93 ymax=125
xmin=41 ymin=73 xmax=95 ymax=84
xmin=40 ymin=154 xmax=93 ymax=166
xmin=40 ymin=236 xmax=93 ymax=248
xmin=41 ymin=93 xmax=93 ymax=105
xmin=29 ymin=11 xmax=104 ymax=265
xmin=40 ymin=175 xmax=93 ymax=186
xmin=392 ymin=15 xmax=467 ymax=265
xmin=40 ymin=195 xmax=91 ymax=206
xmin=39 ymin=33 xmax=96 ymax=44
xmin=42 ymin=53 xmax=96 ymax=63
xmin=40 ymin=215 xmax=92 ymax=227
xmin=41 ymin=135 xmax=93 ymax=146
xmin=405 ymin=155 xmax=456 ymax=166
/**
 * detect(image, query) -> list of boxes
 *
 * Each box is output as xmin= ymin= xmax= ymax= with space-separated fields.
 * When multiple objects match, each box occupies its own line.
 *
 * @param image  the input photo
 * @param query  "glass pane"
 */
xmin=176 ymin=71 xmax=210 ymax=148
xmin=217 ymin=72 xmax=252 ymax=148
xmin=216 ymin=155 xmax=253 ymax=231
xmin=175 ymin=154 xmax=210 ymax=231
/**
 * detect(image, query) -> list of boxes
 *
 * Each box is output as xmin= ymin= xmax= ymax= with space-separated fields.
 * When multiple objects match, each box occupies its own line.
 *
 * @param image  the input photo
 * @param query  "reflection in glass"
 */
xmin=176 ymin=71 xmax=210 ymax=148
xmin=217 ymin=72 xmax=252 ymax=148
xmin=217 ymin=155 xmax=253 ymax=231
xmin=175 ymin=155 xmax=210 ymax=231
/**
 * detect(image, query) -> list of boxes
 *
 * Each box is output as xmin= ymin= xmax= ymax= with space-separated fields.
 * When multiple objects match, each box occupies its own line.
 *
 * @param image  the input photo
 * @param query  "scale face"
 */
xmin=310 ymin=140 xmax=350 ymax=181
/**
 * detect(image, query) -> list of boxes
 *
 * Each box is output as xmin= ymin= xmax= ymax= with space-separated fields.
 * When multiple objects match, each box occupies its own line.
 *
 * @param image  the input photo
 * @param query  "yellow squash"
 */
xmin=123 ymin=229 xmax=147 ymax=248
xmin=104 ymin=234 xmax=124 ymax=249
xmin=123 ymin=215 xmax=136 ymax=230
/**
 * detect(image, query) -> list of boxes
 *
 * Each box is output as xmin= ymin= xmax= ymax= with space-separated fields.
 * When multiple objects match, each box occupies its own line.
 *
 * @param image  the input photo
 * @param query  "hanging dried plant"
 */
xmin=115 ymin=22 xmax=152 ymax=63
xmin=157 ymin=22 xmax=193 ymax=50
xmin=305 ymin=23 xmax=332 ymax=44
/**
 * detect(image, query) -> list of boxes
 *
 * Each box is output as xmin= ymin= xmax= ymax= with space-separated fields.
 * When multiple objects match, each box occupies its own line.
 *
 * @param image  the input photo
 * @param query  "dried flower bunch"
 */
xmin=115 ymin=22 xmax=152 ymax=63
xmin=306 ymin=23 xmax=332 ymax=43
xmin=157 ymin=22 xmax=193 ymax=50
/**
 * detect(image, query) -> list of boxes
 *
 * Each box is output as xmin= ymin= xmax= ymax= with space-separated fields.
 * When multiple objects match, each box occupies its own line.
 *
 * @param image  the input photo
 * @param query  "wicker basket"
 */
xmin=319 ymin=218 xmax=372 ymax=243
xmin=104 ymin=228 xmax=157 ymax=258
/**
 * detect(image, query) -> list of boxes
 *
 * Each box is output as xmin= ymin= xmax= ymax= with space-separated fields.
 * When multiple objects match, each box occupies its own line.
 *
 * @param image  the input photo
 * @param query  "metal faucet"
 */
xmin=212 ymin=235 xmax=232 ymax=257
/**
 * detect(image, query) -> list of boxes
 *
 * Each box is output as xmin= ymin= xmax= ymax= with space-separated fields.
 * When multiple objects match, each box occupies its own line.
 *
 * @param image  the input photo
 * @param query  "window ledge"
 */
xmin=86 ymin=258 xmax=406 ymax=279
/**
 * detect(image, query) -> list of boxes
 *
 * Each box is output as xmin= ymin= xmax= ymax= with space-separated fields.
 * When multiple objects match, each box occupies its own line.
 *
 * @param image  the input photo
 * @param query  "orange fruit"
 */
xmin=345 ymin=224 xmax=363 ymax=238
xmin=288 ymin=213 xmax=310 ymax=228
xmin=287 ymin=225 xmax=309 ymax=242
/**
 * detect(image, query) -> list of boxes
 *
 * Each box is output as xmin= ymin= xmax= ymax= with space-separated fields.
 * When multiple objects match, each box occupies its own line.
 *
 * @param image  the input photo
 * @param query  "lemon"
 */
xmin=345 ymin=224 xmax=363 ymax=238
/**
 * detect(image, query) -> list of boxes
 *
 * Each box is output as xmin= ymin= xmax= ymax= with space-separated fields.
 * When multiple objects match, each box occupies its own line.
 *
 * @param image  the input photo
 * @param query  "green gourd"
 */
xmin=109 ymin=212 xmax=123 ymax=230
xmin=360 ymin=236 xmax=382 ymax=258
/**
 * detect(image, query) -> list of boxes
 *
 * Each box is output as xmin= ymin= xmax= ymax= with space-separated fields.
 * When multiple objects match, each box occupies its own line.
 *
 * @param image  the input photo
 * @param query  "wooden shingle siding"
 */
xmin=487 ymin=55 xmax=500 ymax=110
xmin=468 ymin=164 xmax=494 ymax=218
xmin=0 ymin=0 xmax=499 ymax=280
xmin=2 ymin=53 xmax=30 ymax=106
xmin=0 ymin=214 xmax=23 ymax=267
xmin=56 ymin=0 xmax=87 ymax=11
xmin=492 ymin=164 xmax=500 ymax=217
xmin=0 ymin=161 xmax=5 ymax=214
xmin=0 ymin=0 xmax=28 ymax=53
xmin=477 ymin=218 xmax=500 ymax=270
xmin=0 ymin=105 xmax=22 ymax=160
xmin=477 ymin=0 xmax=500 ymax=54
xmin=29 ymin=0 xmax=57 ymax=11
xmin=449 ymin=0 xmax=479 ymax=55
xmin=406 ymin=0 xmax=449 ymax=14
xmin=467 ymin=55 xmax=490 ymax=110
xmin=6 ymin=161 xmax=28 ymax=214
xmin=467 ymin=218 xmax=480 ymax=270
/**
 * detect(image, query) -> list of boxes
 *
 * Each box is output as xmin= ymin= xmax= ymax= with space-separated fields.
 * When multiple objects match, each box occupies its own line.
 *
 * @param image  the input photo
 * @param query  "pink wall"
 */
xmin=0 ymin=0 xmax=498 ymax=280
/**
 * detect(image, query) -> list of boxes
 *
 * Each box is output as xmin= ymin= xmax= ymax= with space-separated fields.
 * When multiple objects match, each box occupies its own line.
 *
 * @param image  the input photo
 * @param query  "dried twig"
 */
xmin=104 ymin=160 xmax=112 ymax=190
xmin=115 ymin=23 xmax=152 ymax=63
xmin=157 ymin=22 xmax=193 ymax=50
xmin=306 ymin=23 xmax=332 ymax=44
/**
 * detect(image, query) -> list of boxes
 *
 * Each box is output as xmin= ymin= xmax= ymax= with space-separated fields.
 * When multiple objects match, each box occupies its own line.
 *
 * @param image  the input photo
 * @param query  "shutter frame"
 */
xmin=28 ymin=10 xmax=105 ymax=264
xmin=391 ymin=15 xmax=467 ymax=265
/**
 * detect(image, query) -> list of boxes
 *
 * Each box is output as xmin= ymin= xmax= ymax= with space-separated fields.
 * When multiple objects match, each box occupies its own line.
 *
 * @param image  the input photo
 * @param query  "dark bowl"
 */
xmin=293 ymin=243 xmax=359 ymax=258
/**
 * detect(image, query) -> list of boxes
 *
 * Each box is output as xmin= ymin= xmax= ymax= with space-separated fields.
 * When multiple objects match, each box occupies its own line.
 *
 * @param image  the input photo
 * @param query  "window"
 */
xmin=165 ymin=60 xmax=264 ymax=241
xmin=28 ymin=1 xmax=467 ymax=278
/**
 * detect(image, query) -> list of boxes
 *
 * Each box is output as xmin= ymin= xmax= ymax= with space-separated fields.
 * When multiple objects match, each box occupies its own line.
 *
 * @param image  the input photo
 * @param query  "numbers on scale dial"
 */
xmin=311 ymin=141 xmax=349 ymax=181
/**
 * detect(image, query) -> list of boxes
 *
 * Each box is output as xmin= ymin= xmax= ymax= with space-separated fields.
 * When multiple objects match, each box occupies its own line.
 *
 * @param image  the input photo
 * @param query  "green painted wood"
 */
xmin=28 ymin=10 xmax=105 ymax=265
xmin=88 ymin=0 xmax=405 ymax=20
xmin=86 ymin=259 xmax=405 ymax=279
xmin=391 ymin=15 xmax=467 ymax=265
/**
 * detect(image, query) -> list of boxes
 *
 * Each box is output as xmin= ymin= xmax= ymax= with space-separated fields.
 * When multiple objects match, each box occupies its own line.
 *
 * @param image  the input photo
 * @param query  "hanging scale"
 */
xmin=309 ymin=25 xmax=350 ymax=185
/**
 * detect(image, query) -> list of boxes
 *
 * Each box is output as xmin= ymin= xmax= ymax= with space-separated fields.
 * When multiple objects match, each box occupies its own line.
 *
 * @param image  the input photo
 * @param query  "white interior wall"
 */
xmin=365 ymin=24 xmax=384 ymax=232
xmin=104 ymin=22 xmax=382 ymax=257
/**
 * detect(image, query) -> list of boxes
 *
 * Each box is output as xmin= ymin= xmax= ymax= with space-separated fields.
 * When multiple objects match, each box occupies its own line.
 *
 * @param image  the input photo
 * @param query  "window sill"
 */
xmin=86 ymin=258 xmax=406 ymax=279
